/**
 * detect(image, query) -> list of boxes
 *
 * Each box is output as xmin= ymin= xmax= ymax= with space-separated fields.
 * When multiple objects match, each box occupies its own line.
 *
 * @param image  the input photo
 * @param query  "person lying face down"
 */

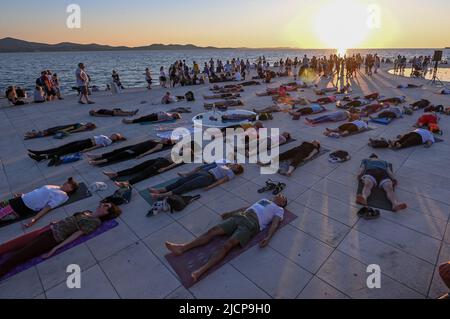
xmin=165 ymin=194 xmax=288 ymax=283
xmin=0 ymin=202 xmax=121 ymax=277
xmin=28 ymin=134 xmax=126 ymax=162
xmin=122 ymin=111 xmax=181 ymax=124
xmin=356 ymin=154 xmax=407 ymax=212
xmin=276 ymin=140 xmax=321 ymax=176
xmin=24 ymin=122 xmax=97 ymax=140
xmin=0 ymin=178 xmax=79 ymax=228
xmin=389 ymin=128 xmax=435 ymax=149
xmin=88 ymin=138 xmax=175 ymax=166
xmin=150 ymin=163 xmax=245 ymax=200
xmin=323 ymin=120 xmax=368 ymax=137
xmin=89 ymin=108 xmax=138 ymax=117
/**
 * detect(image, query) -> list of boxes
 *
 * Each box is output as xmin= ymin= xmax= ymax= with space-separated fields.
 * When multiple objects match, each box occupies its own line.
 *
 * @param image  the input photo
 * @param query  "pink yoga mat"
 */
xmin=165 ymin=209 xmax=297 ymax=288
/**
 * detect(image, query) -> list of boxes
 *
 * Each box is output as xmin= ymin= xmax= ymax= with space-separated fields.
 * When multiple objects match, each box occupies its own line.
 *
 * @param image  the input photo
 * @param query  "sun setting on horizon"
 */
xmin=312 ymin=0 xmax=373 ymax=55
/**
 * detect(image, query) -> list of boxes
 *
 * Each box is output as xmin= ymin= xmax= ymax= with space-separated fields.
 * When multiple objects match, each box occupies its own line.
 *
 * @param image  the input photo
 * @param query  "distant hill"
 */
xmin=0 ymin=37 xmax=228 ymax=53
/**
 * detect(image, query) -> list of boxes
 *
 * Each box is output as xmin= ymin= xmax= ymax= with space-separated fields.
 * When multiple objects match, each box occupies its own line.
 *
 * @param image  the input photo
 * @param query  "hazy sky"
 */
xmin=1 ymin=0 xmax=449 ymax=48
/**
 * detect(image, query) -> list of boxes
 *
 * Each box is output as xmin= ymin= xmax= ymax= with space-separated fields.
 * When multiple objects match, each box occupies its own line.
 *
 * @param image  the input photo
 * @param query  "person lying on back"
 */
xmin=356 ymin=154 xmax=407 ymax=212
xmin=165 ymin=194 xmax=287 ymax=283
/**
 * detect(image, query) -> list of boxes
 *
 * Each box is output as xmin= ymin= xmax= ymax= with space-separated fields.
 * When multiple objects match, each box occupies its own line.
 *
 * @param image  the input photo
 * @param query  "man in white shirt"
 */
xmin=76 ymin=63 xmax=94 ymax=105
xmin=165 ymin=194 xmax=287 ymax=282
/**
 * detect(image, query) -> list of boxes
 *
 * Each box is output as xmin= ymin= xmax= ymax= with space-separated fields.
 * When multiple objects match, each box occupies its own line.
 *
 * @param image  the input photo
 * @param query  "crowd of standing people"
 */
xmin=4 ymin=51 xmax=443 ymax=107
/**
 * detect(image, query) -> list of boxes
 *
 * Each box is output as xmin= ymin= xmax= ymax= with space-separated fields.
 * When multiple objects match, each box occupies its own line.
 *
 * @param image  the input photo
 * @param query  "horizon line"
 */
xmin=1 ymin=37 xmax=449 ymax=51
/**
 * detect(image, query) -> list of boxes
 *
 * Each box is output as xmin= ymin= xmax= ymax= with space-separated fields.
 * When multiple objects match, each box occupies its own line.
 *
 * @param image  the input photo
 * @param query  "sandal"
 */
xmin=357 ymin=207 xmax=380 ymax=220
xmin=272 ymin=182 xmax=286 ymax=195
xmin=258 ymin=179 xmax=277 ymax=193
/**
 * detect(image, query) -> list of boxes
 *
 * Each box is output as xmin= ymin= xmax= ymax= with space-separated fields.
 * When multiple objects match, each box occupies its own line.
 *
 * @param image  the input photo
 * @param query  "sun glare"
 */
xmin=313 ymin=0 xmax=369 ymax=54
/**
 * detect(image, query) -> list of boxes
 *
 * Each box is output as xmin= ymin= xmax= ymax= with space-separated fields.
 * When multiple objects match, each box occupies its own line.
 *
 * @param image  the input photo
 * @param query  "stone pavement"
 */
xmin=0 ymin=66 xmax=449 ymax=299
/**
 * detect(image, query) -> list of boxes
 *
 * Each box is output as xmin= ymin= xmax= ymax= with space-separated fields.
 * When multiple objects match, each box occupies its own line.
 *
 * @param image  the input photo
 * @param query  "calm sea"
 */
xmin=1 ymin=48 xmax=448 ymax=94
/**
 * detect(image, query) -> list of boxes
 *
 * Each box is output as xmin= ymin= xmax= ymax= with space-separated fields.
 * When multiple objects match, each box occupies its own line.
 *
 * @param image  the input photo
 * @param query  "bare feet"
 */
xmin=115 ymin=181 xmax=130 ymax=188
xmin=165 ymin=242 xmax=185 ymax=256
xmin=393 ymin=203 xmax=407 ymax=212
xmin=103 ymin=171 xmax=118 ymax=179
xmin=191 ymin=269 xmax=203 ymax=283
xmin=356 ymin=194 xmax=368 ymax=206
xmin=86 ymin=153 xmax=99 ymax=159
xmin=151 ymin=193 xmax=165 ymax=199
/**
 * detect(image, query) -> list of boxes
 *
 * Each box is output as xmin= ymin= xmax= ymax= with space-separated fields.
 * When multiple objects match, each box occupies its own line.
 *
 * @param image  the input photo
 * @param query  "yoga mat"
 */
xmin=139 ymin=119 xmax=177 ymax=126
xmin=357 ymin=181 xmax=392 ymax=211
xmin=243 ymin=138 xmax=297 ymax=159
xmin=0 ymin=220 xmax=119 ymax=282
xmin=0 ymin=183 xmax=92 ymax=229
xmin=370 ymin=118 xmax=394 ymax=125
xmin=63 ymin=182 xmax=92 ymax=207
xmin=139 ymin=178 xmax=180 ymax=207
xmin=356 ymin=163 xmax=394 ymax=211
xmin=165 ymin=209 xmax=298 ymax=289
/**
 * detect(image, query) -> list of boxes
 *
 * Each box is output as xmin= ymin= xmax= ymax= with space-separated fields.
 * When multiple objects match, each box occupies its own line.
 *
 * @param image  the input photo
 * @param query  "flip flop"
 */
xmin=257 ymin=180 xmax=277 ymax=193
xmin=272 ymin=182 xmax=286 ymax=195
xmin=357 ymin=207 xmax=380 ymax=220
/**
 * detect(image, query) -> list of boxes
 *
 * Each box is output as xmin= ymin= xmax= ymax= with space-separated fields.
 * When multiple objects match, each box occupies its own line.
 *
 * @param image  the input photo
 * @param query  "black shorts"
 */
xmin=363 ymin=168 xmax=391 ymax=187
xmin=8 ymin=197 xmax=36 ymax=217
xmin=338 ymin=123 xmax=358 ymax=133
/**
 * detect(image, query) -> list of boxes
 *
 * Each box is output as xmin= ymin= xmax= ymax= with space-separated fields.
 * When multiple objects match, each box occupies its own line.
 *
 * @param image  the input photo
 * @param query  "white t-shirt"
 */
xmin=414 ymin=128 xmax=435 ymax=144
xmin=93 ymin=135 xmax=112 ymax=147
xmin=22 ymin=185 xmax=69 ymax=211
xmin=76 ymin=68 xmax=87 ymax=86
xmin=246 ymin=199 xmax=284 ymax=231
xmin=352 ymin=120 xmax=368 ymax=130
xmin=209 ymin=164 xmax=235 ymax=181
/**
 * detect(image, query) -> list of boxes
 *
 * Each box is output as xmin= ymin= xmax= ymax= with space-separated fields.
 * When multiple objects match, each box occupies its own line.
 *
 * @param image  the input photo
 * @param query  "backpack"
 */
xmin=329 ymin=150 xmax=350 ymax=163
xmin=166 ymin=194 xmax=201 ymax=213
xmin=102 ymin=186 xmax=132 ymax=206
xmin=60 ymin=152 xmax=83 ymax=164
xmin=185 ymin=91 xmax=195 ymax=102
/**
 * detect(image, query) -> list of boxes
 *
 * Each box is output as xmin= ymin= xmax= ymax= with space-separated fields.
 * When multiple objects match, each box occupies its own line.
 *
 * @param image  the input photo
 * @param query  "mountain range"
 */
xmin=0 ymin=37 xmax=248 ymax=53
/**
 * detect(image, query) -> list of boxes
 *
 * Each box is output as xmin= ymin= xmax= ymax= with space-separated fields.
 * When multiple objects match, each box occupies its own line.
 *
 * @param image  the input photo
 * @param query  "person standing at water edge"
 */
xmin=145 ymin=68 xmax=152 ymax=90
xmin=76 ymin=63 xmax=94 ymax=105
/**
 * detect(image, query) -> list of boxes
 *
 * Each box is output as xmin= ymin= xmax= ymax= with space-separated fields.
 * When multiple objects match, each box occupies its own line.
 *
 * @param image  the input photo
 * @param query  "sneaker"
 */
xmin=78 ymin=101 xmax=85 ymax=105
xmin=29 ymin=153 xmax=44 ymax=162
